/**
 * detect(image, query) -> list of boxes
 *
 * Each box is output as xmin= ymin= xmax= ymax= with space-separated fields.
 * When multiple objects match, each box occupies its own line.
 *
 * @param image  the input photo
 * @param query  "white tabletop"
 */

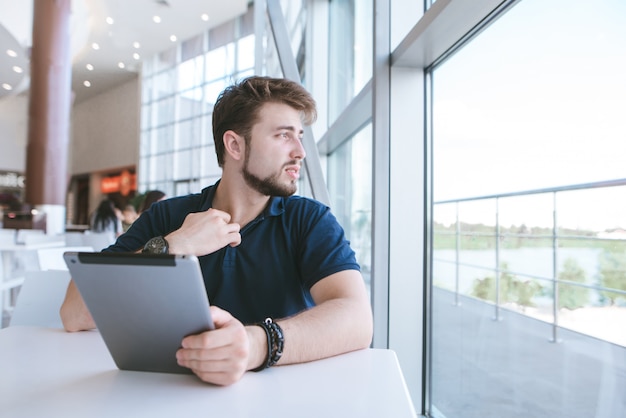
xmin=0 ymin=326 xmax=416 ymax=418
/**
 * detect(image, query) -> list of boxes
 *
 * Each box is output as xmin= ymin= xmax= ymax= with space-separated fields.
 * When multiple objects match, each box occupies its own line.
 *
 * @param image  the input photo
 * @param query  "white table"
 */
xmin=0 ymin=326 xmax=416 ymax=417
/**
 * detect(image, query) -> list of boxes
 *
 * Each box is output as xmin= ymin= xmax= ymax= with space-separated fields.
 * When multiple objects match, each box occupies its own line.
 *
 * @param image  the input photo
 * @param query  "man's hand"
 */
xmin=176 ymin=306 xmax=267 ymax=386
xmin=166 ymin=208 xmax=241 ymax=256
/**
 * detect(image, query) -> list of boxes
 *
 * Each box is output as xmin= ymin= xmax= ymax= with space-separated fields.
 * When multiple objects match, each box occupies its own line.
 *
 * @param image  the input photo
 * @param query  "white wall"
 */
xmin=70 ymin=77 xmax=140 ymax=175
xmin=0 ymin=94 xmax=28 ymax=172
xmin=0 ymin=77 xmax=140 ymax=177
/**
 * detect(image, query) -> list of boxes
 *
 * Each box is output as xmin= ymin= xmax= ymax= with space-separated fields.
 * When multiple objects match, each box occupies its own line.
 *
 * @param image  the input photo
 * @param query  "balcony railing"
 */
xmin=433 ymin=178 xmax=626 ymax=346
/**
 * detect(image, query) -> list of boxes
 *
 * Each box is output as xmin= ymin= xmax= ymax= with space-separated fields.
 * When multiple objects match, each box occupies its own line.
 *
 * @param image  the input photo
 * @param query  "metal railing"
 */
xmin=433 ymin=178 xmax=626 ymax=344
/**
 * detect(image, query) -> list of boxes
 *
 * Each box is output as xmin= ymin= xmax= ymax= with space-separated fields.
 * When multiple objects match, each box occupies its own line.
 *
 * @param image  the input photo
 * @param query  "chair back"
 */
xmin=9 ymin=270 xmax=71 ymax=328
xmin=0 ymin=228 xmax=16 ymax=244
xmin=81 ymin=231 xmax=115 ymax=252
xmin=64 ymin=231 xmax=85 ymax=246
xmin=37 ymin=246 xmax=94 ymax=271
xmin=15 ymin=229 xmax=45 ymax=244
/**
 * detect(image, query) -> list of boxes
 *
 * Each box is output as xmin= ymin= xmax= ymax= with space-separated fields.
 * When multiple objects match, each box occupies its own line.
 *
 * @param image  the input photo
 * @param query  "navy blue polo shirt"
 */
xmin=107 ymin=181 xmax=360 ymax=325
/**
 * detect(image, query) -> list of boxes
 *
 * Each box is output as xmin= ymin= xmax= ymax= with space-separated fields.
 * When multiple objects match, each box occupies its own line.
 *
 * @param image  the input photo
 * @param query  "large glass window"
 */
xmin=327 ymin=0 xmax=372 ymax=125
xmin=327 ymin=125 xmax=373 ymax=288
xmin=431 ymin=0 xmax=626 ymax=416
xmin=139 ymin=7 xmax=254 ymax=196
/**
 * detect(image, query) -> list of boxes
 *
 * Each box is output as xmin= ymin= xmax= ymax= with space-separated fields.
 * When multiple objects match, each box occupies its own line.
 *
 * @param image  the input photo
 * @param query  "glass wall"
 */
xmin=139 ymin=7 xmax=254 ymax=197
xmin=327 ymin=0 xmax=372 ymax=124
xmin=327 ymin=124 xmax=373 ymax=288
xmin=431 ymin=0 xmax=626 ymax=416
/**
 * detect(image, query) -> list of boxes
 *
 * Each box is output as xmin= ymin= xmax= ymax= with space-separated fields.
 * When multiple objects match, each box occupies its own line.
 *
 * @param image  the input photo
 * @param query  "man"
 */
xmin=60 ymin=76 xmax=373 ymax=386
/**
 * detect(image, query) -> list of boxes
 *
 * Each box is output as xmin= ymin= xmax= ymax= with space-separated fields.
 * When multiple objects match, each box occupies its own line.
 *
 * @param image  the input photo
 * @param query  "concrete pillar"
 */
xmin=25 ymin=0 xmax=73 ymax=235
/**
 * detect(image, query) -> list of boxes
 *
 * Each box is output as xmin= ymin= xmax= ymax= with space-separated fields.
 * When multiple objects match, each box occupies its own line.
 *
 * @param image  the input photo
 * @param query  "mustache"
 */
xmin=282 ymin=160 xmax=301 ymax=169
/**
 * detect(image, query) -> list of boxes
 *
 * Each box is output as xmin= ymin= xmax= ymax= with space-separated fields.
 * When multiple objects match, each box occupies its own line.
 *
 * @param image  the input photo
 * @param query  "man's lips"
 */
xmin=285 ymin=164 xmax=301 ymax=179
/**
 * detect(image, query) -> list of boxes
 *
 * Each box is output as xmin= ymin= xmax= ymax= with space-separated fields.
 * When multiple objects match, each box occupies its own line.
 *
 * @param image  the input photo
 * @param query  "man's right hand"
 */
xmin=165 ymin=208 xmax=241 ymax=257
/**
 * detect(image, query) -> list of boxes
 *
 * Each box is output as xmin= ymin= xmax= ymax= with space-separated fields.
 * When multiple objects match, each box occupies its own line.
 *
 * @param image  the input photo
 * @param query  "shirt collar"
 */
xmin=202 ymin=179 xmax=286 ymax=218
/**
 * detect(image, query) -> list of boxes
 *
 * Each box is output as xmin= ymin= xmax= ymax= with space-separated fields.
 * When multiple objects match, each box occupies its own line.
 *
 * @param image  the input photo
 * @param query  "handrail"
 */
xmin=433 ymin=178 xmax=626 ymax=345
xmin=435 ymin=178 xmax=626 ymax=204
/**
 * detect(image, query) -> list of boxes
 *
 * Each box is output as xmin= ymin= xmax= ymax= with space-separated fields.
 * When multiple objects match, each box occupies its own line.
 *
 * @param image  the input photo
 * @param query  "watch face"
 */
xmin=144 ymin=236 xmax=168 ymax=254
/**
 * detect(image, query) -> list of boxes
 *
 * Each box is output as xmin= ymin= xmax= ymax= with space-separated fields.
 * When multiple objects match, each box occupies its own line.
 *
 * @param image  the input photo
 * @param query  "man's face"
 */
xmin=242 ymin=102 xmax=306 ymax=197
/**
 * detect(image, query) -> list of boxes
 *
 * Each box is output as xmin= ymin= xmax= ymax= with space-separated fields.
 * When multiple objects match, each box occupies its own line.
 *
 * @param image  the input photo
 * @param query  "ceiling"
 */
xmin=0 ymin=0 xmax=248 ymax=104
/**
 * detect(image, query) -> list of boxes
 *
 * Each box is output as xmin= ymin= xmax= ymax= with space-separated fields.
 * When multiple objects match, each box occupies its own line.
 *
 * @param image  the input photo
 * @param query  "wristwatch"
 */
xmin=142 ymin=236 xmax=169 ymax=254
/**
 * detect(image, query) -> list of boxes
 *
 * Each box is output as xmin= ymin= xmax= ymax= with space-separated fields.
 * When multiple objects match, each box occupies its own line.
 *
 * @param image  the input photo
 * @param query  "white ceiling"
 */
xmin=0 ymin=0 xmax=248 ymax=104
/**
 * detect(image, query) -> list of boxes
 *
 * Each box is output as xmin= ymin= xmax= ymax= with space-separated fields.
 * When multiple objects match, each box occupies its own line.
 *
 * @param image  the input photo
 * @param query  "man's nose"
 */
xmin=292 ymin=138 xmax=306 ymax=160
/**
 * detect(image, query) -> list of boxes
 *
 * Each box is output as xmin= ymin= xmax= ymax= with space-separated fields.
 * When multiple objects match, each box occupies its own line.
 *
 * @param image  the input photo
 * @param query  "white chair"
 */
xmin=15 ymin=229 xmax=45 ymax=244
xmin=36 ymin=246 xmax=94 ymax=271
xmin=0 ymin=228 xmax=16 ymax=244
xmin=82 ymin=231 xmax=115 ymax=252
xmin=22 ymin=233 xmax=66 ymax=247
xmin=64 ymin=231 xmax=86 ymax=246
xmin=9 ymin=270 xmax=71 ymax=328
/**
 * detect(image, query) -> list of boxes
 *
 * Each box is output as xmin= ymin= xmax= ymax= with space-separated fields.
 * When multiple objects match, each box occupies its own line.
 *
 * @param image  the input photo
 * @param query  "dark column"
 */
xmin=25 ymin=0 xmax=73 ymax=234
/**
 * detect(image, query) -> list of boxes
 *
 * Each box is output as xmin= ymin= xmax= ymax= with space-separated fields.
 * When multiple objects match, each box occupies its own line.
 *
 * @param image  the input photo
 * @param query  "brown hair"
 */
xmin=211 ymin=76 xmax=317 ymax=167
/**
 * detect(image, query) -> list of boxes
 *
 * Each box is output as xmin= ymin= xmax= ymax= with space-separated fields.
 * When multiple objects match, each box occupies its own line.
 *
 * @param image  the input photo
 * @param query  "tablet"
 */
xmin=63 ymin=251 xmax=214 ymax=374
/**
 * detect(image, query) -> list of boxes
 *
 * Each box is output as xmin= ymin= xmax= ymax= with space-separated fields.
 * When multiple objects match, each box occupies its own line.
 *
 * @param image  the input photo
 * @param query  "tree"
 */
xmin=598 ymin=246 xmax=626 ymax=305
xmin=470 ymin=262 xmax=541 ymax=308
xmin=558 ymin=257 xmax=589 ymax=310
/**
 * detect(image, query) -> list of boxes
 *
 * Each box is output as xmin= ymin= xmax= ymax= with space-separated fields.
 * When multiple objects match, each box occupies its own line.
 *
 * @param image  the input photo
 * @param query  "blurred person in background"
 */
xmin=121 ymin=204 xmax=138 ymax=232
xmin=90 ymin=199 xmax=123 ymax=241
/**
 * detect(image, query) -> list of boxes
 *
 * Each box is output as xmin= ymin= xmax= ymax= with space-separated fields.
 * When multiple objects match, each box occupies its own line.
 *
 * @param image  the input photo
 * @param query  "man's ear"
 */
xmin=223 ymin=130 xmax=244 ymax=162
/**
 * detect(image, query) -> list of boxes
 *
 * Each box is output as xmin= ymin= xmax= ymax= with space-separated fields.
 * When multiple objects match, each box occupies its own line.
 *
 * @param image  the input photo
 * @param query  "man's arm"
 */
xmin=176 ymin=269 xmax=373 ymax=385
xmin=269 ymin=269 xmax=373 ymax=365
xmin=60 ymin=279 xmax=96 ymax=332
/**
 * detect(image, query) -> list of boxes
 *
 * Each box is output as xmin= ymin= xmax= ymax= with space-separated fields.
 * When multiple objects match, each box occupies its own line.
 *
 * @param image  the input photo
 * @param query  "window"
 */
xmin=139 ymin=6 xmax=255 ymax=196
xmin=431 ymin=0 xmax=626 ymax=416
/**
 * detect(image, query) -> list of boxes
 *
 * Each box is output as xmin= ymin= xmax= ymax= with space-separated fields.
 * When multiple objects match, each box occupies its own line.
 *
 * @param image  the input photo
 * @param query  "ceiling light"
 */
xmin=201 ymin=14 xmax=209 ymax=22
xmin=12 ymin=66 xmax=23 ymax=73
xmin=118 ymin=62 xmax=125 ymax=69
xmin=86 ymin=63 xmax=94 ymax=71
xmin=106 ymin=17 xmax=114 ymax=25
xmin=92 ymin=43 xmax=100 ymax=50
xmin=6 ymin=49 xmax=17 ymax=58
xmin=133 ymin=52 xmax=140 ymax=60
xmin=2 ymin=83 xmax=12 ymax=91
xmin=133 ymin=42 xmax=141 ymax=49
xmin=83 ymin=81 xmax=91 ymax=87
xmin=169 ymin=35 xmax=177 ymax=42
xmin=153 ymin=16 xmax=161 ymax=23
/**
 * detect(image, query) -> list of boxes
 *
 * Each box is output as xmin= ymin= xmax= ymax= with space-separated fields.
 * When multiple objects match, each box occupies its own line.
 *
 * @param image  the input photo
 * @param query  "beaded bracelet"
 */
xmin=252 ymin=317 xmax=284 ymax=372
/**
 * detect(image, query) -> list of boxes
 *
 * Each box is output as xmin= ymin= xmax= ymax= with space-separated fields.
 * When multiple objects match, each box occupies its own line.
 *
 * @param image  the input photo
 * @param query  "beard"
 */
xmin=242 ymin=154 xmax=298 ymax=197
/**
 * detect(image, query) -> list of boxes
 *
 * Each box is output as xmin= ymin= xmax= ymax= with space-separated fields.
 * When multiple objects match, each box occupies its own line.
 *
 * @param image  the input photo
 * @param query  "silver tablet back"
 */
xmin=64 ymin=252 xmax=214 ymax=374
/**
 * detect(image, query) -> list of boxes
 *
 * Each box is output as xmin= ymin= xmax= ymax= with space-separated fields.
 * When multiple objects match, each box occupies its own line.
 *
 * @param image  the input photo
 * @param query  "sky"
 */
xmin=432 ymin=0 xmax=626 ymax=231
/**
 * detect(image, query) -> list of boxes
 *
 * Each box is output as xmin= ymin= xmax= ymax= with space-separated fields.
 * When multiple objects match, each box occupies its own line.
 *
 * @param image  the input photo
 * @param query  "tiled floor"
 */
xmin=432 ymin=288 xmax=626 ymax=418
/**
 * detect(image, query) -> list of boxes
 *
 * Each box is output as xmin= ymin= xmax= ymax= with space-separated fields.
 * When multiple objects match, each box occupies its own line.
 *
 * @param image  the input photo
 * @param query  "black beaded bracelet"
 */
xmin=252 ymin=317 xmax=284 ymax=372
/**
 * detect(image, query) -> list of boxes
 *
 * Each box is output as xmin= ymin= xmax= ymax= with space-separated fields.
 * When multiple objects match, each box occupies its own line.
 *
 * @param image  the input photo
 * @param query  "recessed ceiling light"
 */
xmin=2 ymin=83 xmax=12 ymax=91
xmin=118 ymin=62 xmax=125 ymax=69
xmin=86 ymin=63 xmax=94 ymax=71
xmin=83 ymin=80 xmax=91 ymax=87
xmin=169 ymin=35 xmax=177 ymax=42
xmin=106 ymin=17 xmax=114 ymax=25
xmin=133 ymin=41 xmax=141 ymax=49
xmin=6 ymin=49 xmax=17 ymax=57
xmin=92 ymin=43 xmax=100 ymax=50
xmin=153 ymin=15 xmax=161 ymax=23
xmin=133 ymin=52 xmax=140 ymax=60
xmin=12 ymin=66 xmax=23 ymax=73
xmin=201 ymin=14 xmax=209 ymax=22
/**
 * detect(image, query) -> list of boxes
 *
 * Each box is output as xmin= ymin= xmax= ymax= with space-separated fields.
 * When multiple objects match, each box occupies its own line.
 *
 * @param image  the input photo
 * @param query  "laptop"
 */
xmin=63 ymin=251 xmax=215 ymax=374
